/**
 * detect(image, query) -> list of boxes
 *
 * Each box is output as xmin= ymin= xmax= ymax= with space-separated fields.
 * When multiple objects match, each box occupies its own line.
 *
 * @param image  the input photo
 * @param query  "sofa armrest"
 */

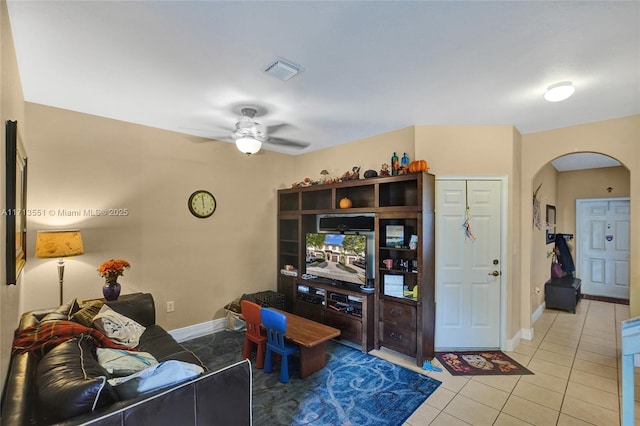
xmin=1 ymin=352 xmax=37 ymax=426
xmin=63 ymin=359 xmax=252 ymax=426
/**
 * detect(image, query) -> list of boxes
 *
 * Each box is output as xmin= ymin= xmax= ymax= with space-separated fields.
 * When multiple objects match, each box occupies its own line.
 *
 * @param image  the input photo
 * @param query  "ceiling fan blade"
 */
xmin=178 ymin=126 xmax=234 ymax=142
xmin=265 ymin=123 xmax=292 ymax=134
xmin=265 ymin=137 xmax=310 ymax=149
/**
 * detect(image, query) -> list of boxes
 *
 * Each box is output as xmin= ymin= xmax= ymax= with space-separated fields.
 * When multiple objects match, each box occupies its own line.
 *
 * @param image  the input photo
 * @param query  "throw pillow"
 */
xmin=36 ymin=336 xmax=119 ymax=424
xmin=93 ymin=305 xmax=146 ymax=348
xmin=96 ymin=348 xmax=158 ymax=376
xmin=67 ymin=298 xmax=82 ymax=319
xmin=107 ymin=360 xmax=204 ymax=400
xmin=40 ymin=298 xmax=81 ymax=323
xmin=70 ymin=301 xmax=104 ymax=327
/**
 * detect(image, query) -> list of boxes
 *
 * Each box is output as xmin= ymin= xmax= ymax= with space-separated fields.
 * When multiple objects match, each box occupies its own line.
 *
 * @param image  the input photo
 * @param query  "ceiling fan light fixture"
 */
xmin=544 ymin=82 xmax=575 ymax=102
xmin=236 ymin=137 xmax=261 ymax=155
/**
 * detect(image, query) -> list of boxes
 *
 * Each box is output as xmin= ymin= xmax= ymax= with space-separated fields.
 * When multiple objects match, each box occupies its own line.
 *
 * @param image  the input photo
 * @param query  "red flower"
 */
xmin=98 ymin=259 xmax=131 ymax=278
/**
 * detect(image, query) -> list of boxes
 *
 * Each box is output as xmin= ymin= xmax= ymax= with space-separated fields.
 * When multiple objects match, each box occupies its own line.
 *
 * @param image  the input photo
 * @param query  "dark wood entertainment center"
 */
xmin=277 ymin=172 xmax=435 ymax=365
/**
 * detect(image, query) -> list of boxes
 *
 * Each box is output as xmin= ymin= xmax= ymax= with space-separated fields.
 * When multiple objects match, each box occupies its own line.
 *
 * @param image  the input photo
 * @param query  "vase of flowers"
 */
xmin=98 ymin=259 xmax=131 ymax=301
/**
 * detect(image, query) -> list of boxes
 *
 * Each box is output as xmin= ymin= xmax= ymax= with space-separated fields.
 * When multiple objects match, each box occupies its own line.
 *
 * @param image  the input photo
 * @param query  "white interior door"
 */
xmin=577 ymin=198 xmax=630 ymax=299
xmin=435 ymin=180 xmax=502 ymax=349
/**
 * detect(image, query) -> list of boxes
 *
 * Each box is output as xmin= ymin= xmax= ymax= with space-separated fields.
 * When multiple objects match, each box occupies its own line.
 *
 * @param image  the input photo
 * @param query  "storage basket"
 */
xmin=240 ymin=291 xmax=285 ymax=310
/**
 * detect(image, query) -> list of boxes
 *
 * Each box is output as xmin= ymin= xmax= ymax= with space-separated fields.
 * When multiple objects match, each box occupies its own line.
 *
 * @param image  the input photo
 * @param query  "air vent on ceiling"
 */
xmin=264 ymin=58 xmax=303 ymax=81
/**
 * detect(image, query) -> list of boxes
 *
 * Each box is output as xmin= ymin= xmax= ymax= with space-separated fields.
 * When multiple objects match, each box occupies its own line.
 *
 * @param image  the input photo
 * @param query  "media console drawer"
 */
xmin=379 ymin=300 xmax=416 ymax=329
xmin=324 ymin=310 xmax=362 ymax=343
xmin=378 ymin=322 xmax=416 ymax=356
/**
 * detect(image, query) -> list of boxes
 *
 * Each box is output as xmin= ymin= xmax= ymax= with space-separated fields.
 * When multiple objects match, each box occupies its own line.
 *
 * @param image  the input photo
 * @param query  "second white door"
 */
xmin=435 ymin=180 xmax=502 ymax=349
xmin=576 ymin=198 xmax=630 ymax=299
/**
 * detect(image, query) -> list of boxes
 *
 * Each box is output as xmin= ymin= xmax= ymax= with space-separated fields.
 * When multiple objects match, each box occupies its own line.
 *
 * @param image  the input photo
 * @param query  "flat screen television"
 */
xmin=305 ymin=233 xmax=367 ymax=286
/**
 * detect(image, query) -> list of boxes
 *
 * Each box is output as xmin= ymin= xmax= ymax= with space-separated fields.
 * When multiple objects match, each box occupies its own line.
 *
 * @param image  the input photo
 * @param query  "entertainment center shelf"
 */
xmin=294 ymin=280 xmax=375 ymax=352
xmin=277 ymin=173 xmax=435 ymax=364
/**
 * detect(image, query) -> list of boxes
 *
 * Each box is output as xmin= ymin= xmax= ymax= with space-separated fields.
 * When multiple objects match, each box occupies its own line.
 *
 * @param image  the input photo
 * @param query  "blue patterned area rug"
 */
xmin=181 ymin=330 xmax=441 ymax=426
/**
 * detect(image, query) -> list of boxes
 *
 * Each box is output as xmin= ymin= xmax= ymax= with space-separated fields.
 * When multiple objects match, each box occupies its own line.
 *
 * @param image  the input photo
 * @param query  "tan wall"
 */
xmin=557 ymin=166 xmax=630 ymax=235
xmin=289 ymin=125 xmax=416 ymax=188
xmin=531 ymin=163 xmax=558 ymax=312
xmin=0 ymin=0 xmax=26 ymax=393
xmin=510 ymin=128 xmax=522 ymax=340
xmin=413 ymin=126 xmax=523 ymax=338
xmin=413 ymin=126 xmax=517 ymax=176
xmin=24 ymin=103 xmax=294 ymax=329
xmin=521 ymin=115 xmax=640 ymax=319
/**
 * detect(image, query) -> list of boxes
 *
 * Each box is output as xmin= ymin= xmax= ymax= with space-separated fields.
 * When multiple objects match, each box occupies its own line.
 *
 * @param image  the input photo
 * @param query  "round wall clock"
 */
xmin=188 ymin=190 xmax=217 ymax=218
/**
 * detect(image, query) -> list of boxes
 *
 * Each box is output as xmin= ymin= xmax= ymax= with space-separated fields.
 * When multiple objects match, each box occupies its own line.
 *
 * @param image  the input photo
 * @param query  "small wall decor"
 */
xmin=532 ymin=183 xmax=543 ymax=229
xmin=546 ymin=204 xmax=556 ymax=244
xmin=5 ymin=120 xmax=27 ymax=285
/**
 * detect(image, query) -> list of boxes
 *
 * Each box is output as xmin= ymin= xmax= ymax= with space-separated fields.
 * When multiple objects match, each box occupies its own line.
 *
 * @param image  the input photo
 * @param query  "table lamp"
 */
xmin=35 ymin=229 xmax=84 ymax=305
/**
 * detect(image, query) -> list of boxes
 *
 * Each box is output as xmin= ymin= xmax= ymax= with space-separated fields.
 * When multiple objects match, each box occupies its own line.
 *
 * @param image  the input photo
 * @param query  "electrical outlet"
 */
xmin=166 ymin=301 xmax=175 ymax=313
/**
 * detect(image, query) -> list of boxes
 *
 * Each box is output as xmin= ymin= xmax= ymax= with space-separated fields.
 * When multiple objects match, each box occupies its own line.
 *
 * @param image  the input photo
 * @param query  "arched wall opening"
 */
xmin=519 ymin=115 xmax=639 ymax=336
xmin=529 ymin=153 xmax=629 ymax=318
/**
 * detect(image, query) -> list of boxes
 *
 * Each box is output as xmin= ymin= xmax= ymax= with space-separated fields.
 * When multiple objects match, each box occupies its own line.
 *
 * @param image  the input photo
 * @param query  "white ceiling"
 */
xmin=6 ymin=1 xmax=640 ymax=158
xmin=551 ymin=153 xmax=621 ymax=172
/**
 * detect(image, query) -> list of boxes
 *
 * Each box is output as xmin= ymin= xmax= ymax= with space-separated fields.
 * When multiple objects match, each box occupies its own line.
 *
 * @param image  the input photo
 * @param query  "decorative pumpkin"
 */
xmin=409 ymin=160 xmax=428 ymax=173
xmin=339 ymin=197 xmax=352 ymax=209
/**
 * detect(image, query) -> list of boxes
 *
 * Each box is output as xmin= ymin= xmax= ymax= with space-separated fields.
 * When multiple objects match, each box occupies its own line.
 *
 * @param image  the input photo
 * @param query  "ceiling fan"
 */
xmin=218 ymin=106 xmax=310 ymax=155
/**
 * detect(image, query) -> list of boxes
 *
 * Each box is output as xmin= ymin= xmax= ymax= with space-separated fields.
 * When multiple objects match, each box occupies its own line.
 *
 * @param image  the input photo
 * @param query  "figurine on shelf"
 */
xmin=400 ymin=153 xmax=410 ymax=174
xmin=340 ymin=166 xmax=360 ymax=181
xmin=380 ymin=163 xmax=390 ymax=176
xmin=320 ymin=169 xmax=330 ymax=184
xmin=391 ymin=152 xmax=399 ymax=176
xmin=291 ymin=177 xmax=316 ymax=188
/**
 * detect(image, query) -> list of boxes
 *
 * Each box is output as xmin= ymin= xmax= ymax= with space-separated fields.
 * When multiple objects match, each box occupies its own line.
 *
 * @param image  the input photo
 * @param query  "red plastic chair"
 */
xmin=240 ymin=300 xmax=266 ymax=369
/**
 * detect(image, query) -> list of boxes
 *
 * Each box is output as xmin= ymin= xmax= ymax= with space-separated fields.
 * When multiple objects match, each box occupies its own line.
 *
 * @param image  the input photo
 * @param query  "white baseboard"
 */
xmin=521 ymin=327 xmax=534 ymax=341
xmin=169 ymin=318 xmax=226 ymax=342
xmin=505 ymin=302 xmax=545 ymax=351
xmin=504 ymin=330 xmax=520 ymax=352
xmin=531 ymin=302 xmax=545 ymax=325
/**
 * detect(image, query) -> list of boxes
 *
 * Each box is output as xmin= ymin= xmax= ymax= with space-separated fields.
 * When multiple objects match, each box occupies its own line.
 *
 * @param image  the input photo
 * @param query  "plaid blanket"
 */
xmin=12 ymin=320 xmax=133 ymax=357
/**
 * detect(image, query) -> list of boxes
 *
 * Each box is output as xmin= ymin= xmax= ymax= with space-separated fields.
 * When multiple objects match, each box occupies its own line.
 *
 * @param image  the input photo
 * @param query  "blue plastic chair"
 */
xmin=260 ymin=308 xmax=299 ymax=383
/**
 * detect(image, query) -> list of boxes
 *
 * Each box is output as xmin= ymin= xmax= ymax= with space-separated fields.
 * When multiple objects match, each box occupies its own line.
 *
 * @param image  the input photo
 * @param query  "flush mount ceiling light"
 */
xmin=544 ymin=82 xmax=575 ymax=102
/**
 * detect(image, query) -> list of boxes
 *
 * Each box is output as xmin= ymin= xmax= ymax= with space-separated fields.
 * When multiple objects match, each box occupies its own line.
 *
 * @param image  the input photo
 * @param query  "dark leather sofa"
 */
xmin=1 ymin=293 xmax=251 ymax=425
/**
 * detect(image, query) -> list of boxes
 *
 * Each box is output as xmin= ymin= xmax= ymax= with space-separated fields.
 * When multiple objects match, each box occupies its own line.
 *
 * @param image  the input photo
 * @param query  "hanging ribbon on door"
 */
xmin=462 ymin=181 xmax=477 ymax=240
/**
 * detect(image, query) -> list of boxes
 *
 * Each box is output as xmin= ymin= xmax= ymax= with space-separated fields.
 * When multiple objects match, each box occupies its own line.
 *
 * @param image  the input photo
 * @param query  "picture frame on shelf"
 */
xmin=383 ymin=274 xmax=404 ymax=297
xmin=385 ymin=225 xmax=404 ymax=247
xmin=5 ymin=120 xmax=27 ymax=285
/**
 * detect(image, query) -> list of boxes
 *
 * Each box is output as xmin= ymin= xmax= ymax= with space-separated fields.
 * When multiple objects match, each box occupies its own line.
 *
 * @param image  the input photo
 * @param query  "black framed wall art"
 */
xmin=5 ymin=120 xmax=27 ymax=285
xmin=545 ymin=204 xmax=556 ymax=245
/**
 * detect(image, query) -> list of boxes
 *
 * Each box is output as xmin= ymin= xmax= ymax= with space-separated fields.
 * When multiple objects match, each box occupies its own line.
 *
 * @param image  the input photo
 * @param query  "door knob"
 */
xmin=488 ymin=270 xmax=500 ymax=277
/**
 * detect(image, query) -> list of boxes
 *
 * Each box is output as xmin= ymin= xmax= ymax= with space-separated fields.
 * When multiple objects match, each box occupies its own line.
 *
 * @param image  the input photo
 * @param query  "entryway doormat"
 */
xmin=435 ymin=351 xmax=533 ymax=376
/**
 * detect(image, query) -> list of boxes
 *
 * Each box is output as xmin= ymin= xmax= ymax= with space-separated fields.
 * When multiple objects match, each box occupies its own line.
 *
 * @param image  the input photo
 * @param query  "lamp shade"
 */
xmin=235 ymin=137 xmax=262 ymax=155
xmin=35 ymin=230 xmax=84 ymax=258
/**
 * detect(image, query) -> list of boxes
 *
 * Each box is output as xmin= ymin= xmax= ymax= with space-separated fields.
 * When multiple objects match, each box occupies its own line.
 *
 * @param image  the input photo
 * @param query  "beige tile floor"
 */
xmin=371 ymin=299 xmax=637 ymax=425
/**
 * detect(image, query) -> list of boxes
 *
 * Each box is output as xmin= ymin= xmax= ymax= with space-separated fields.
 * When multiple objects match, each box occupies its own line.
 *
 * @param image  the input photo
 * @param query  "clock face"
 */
xmin=188 ymin=190 xmax=217 ymax=218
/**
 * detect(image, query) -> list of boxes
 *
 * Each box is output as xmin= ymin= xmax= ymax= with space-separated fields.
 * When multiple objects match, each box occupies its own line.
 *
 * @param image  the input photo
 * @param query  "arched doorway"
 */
xmin=530 ymin=152 xmax=630 ymax=314
xmin=520 ymin=115 xmax=639 ymax=340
